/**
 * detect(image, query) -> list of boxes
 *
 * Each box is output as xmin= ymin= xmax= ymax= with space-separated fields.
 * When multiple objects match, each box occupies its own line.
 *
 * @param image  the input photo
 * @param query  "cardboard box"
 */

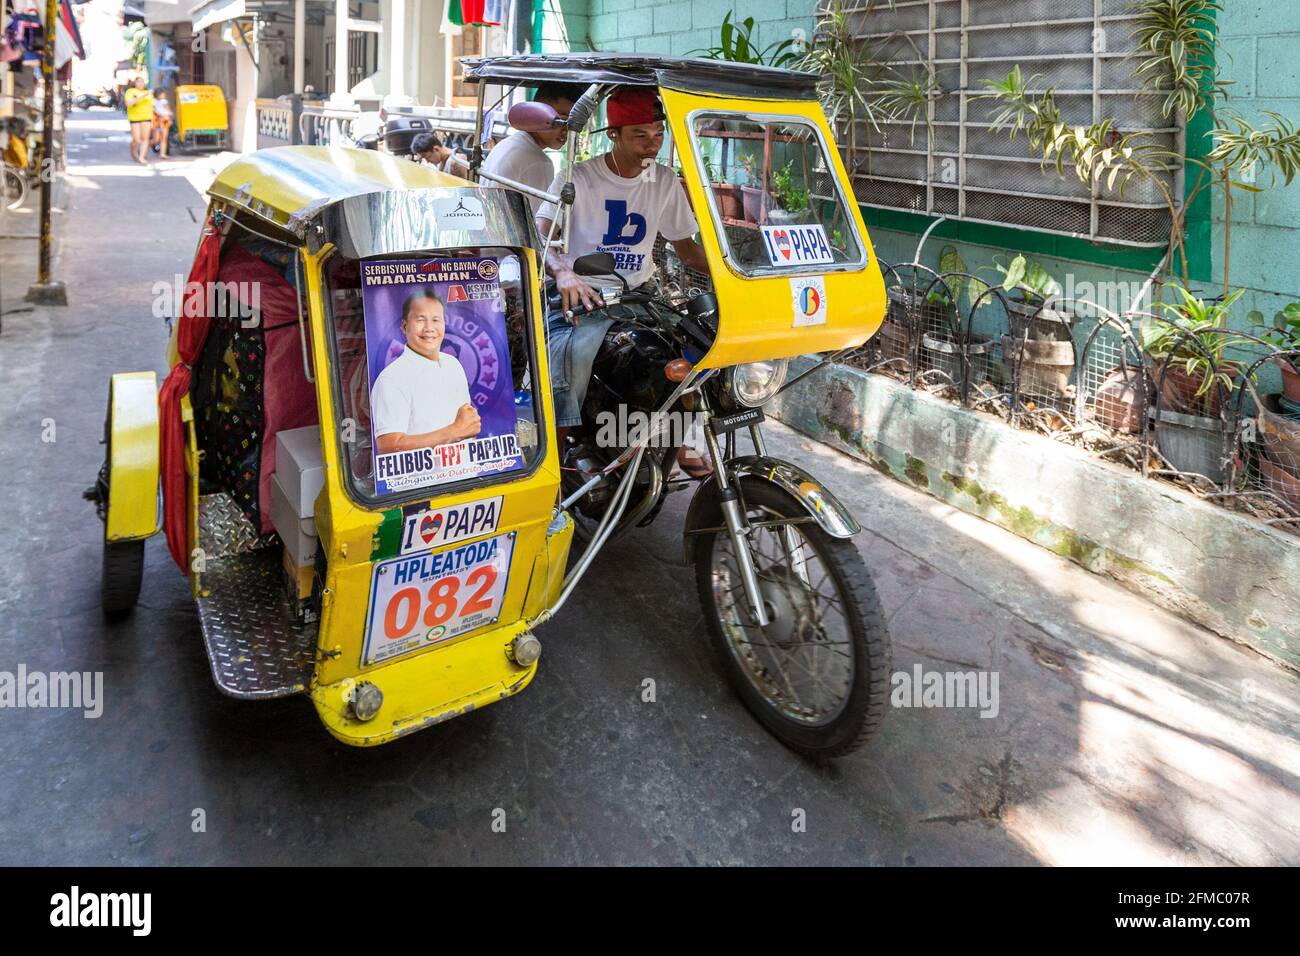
xmin=270 ymin=470 xmax=318 ymax=566
xmin=282 ymin=544 xmax=315 ymax=601
xmin=274 ymin=426 xmax=325 ymax=519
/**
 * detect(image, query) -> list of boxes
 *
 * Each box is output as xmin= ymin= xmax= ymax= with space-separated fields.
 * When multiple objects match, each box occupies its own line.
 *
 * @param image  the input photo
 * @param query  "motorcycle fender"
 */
xmin=681 ymin=455 xmax=861 ymax=564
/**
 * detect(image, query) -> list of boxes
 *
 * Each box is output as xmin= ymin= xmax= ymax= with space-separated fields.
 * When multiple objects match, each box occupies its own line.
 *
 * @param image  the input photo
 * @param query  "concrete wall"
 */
xmin=586 ymin=0 xmax=809 ymax=58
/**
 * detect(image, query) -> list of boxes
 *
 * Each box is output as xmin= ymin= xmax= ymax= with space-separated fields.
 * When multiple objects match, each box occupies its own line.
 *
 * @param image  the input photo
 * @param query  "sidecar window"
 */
xmin=323 ymin=247 xmax=543 ymax=505
xmin=688 ymin=112 xmax=865 ymax=277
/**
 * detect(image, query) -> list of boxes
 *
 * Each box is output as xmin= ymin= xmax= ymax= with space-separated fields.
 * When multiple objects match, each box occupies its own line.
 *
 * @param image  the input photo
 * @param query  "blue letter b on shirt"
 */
xmin=601 ymin=199 xmax=647 ymax=246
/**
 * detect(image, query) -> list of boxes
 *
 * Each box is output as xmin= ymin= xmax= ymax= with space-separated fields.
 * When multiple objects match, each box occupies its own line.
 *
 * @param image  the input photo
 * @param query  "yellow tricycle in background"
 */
xmin=90 ymin=54 xmax=891 ymax=757
xmin=172 ymin=84 xmax=228 ymax=151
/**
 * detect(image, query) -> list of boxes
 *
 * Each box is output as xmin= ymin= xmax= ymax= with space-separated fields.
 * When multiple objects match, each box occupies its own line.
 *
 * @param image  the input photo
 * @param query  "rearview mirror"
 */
xmin=508 ymin=101 xmax=561 ymax=133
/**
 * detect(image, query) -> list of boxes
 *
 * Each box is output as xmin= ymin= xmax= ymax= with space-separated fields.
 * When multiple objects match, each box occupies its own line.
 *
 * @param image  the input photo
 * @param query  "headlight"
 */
xmin=729 ymin=358 xmax=790 ymax=408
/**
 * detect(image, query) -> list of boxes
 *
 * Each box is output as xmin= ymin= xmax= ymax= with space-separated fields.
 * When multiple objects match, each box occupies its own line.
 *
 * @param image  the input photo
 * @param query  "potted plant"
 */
xmin=767 ymin=161 xmax=812 ymax=225
xmin=1143 ymin=287 xmax=1248 ymax=418
xmin=993 ymin=254 xmax=1076 ymax=398
xmin=914 ymin=274 xmax=994 ymax=387
xmin=1260 ymin=302 xmax=1300 ymax=404
xmin=1141 ymin=287 xmax=1251 ymax=482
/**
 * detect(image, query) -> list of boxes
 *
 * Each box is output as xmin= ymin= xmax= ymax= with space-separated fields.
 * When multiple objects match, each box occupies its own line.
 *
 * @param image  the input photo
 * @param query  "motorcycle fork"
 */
xmin=701 ymin=404 xmax=771 ymax=628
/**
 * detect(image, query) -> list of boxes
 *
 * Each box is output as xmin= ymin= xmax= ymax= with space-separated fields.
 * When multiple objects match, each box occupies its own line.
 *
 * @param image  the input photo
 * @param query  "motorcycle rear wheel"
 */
xmin=694 ymin=478 xmax=890 ymax=758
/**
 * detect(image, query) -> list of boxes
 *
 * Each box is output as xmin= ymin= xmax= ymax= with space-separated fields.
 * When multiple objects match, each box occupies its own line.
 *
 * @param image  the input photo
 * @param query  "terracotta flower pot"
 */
xmin=1258 ymin=393 xmax=1300 ymax=474
xmin=1259 ymin=452 xmax=1300 ymax=508
xmin=1001 ymin=334 xmax=1076 ymax=397
xmin=1274 ymin=355 xmax=1300 ymax=403
xmin=1152 ymin=357 xmax=1240 ymax=418
xmin=710 ymin=182 xmax=743 ymax=220
xmin=1091 ymin=365 xmax=1147 ymax=434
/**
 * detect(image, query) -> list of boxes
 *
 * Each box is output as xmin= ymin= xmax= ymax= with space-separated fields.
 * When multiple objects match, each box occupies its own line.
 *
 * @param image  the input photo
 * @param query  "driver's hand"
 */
xmin=556 ymin=269 xmax=603 ymax=318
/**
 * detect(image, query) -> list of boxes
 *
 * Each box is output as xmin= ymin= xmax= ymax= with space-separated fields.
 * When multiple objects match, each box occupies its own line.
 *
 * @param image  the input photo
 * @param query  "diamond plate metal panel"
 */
xmin=195 ymin=550 xmax=318 ymax=699
xmin=198 ymin=493 xmax=276 ymax=559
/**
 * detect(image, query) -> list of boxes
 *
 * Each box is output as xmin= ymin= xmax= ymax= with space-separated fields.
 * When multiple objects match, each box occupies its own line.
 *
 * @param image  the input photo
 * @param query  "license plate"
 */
xmin=713 ymin=407 xmax=765 ymax=433
xmin=362 ymin=531 xmax=516 ymax=666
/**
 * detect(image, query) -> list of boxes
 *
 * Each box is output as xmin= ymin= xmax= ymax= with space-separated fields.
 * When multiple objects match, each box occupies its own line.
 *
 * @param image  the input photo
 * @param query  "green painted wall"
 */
xmin=571 ymin=0 xmax=1300 ymax=333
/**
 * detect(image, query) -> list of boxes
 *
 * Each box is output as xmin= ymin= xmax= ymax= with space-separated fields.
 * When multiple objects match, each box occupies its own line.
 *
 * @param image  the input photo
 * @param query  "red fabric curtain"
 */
xmin=159 ymin=221 xmax=223 ymax=573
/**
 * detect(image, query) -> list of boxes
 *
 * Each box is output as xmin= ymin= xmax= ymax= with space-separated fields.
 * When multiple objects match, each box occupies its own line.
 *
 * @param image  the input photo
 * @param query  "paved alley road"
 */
xmin=0 ymin=114 xmax=1297 ymax=865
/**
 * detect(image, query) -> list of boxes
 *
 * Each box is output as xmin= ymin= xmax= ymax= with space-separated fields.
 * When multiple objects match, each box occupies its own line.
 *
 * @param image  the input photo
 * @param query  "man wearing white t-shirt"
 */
xmin=371 ymin=290 xmax=481 ymax=455
xmin=481 ymin=84 xmax=584 ymax=213
xmin=536 ymin=87 xmax=711 ymax=471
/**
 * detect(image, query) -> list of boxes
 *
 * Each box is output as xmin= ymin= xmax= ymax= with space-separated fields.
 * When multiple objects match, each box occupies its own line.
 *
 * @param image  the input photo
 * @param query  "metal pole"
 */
xmin=25 ymin=0 xmax=67 ymax=305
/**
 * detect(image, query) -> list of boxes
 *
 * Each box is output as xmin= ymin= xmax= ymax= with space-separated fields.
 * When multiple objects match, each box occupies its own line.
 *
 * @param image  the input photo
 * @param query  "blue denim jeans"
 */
xmin=547 ymin=310 xmax=615 ymax=428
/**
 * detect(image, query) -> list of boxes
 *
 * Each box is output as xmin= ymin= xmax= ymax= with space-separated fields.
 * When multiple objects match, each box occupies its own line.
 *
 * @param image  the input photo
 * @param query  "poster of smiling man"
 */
xmin=363 ymin=256 xmax=522 ymax=496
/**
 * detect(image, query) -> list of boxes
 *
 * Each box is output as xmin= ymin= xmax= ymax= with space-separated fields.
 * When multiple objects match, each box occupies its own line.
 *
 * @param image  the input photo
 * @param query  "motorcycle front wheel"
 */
xmin=694 ymin=478 xmax=890 ymax=758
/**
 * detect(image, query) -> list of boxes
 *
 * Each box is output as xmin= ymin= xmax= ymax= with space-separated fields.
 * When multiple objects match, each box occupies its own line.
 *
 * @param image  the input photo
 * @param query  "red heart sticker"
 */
xmin=419 ymin=513 xmax=442 ymax=544
xmin=773 ymin=229 xmax=792 ymax=261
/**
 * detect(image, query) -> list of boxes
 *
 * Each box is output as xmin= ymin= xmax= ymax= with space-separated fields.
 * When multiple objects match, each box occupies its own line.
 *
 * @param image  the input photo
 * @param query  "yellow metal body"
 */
xmin=660 ymin=87 xmax=886 ymax=370
xmin=296 ymin=245 xmax=572 ymax=745
xmin=105 ymin=371 xmax=161 ymax=542
xmin=174 ymin=84 xmax=228 ymax=138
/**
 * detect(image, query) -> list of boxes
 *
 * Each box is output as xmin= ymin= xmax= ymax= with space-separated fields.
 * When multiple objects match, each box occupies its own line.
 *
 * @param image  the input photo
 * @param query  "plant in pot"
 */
xmin=914 ymin=253 xmax=995 ymax=388
xmin=738 ymin=153 xmax=762 ymax=223
xmin=767 ymin=161 xmax=812 ymax=225
xmin=1257 ymin=302 xmax=1300 ymax=405
xmin=1141 ymin=286 xmax=1252 ymax=482
xmin=1143 ymin=286 xmax=1248 ymax=418
xmin=993 ymin=254 xmax=1076 ymax=398
xmin=708 ymin=157 xmax=744 ymax=221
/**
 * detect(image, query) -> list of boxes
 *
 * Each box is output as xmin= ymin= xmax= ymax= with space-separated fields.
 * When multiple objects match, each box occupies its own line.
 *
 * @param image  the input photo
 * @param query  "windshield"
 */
xmin=324 ymin=246 xmax=544 ymax=504
xmin=688 ymin=111 xmax=865 ymax=276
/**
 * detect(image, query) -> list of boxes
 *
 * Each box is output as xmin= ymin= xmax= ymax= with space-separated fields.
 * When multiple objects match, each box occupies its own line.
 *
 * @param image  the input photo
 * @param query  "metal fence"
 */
xmin=839 ymin=260 xmax=1300 ymax=534
xmin=831 ymin=0 xmax=1180 ymax=247
xmin=253 ymin=99 xmax=509 ymax=151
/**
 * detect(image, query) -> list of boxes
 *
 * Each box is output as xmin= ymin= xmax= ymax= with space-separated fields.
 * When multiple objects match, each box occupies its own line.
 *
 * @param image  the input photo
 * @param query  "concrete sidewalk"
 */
xmin=0 ymin=115 xmax=1295 ymax=866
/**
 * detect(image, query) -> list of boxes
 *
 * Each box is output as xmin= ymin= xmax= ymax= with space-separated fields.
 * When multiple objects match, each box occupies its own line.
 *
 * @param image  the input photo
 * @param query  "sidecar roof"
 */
xmin=207 ymin=145 xmax=469 ymax=237
xmin=460 ymin=53 xmax=818 ymax=100
xmin=206 ymin=145 xmax=536 ymax=257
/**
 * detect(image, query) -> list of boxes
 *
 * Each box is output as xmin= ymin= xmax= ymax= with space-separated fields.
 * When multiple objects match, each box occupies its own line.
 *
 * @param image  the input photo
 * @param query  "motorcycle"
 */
xmin=548 ymin=250 xmax=891 ymax=757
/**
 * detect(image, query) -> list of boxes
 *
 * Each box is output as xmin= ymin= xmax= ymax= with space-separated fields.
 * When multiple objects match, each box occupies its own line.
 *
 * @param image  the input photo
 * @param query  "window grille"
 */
xmin=827 ymin=0 xmax=1182 ymax=247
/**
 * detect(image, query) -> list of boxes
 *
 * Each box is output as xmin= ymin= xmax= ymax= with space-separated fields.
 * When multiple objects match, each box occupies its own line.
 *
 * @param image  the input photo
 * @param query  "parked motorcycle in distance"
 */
xmin=74 ymin=89 xmax=119 ymax=110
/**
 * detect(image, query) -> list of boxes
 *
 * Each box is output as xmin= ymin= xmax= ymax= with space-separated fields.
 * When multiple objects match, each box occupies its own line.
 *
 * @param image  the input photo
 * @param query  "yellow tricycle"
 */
xmin=172 ymin=84 xmax=229 ymax=151
xmin=91 ymin=53 xmax=891 ymax=756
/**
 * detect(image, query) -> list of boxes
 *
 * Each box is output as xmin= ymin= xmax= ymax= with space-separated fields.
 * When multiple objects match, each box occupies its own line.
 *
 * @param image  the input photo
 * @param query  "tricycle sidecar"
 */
xmin=94 ymin=145 xmax=573 ymax=745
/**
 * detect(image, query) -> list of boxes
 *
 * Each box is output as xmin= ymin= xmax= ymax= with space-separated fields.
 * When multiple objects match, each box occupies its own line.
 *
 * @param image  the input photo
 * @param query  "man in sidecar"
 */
xmin=534 ymin=86 xmax=713 ymax=477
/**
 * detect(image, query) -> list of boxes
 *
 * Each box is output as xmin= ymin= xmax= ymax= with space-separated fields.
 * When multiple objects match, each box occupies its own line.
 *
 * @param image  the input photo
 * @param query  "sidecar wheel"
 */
xmin=102 ymin=539 xmax=145 ymax=617
xmin=694 ymin=478 xmax=890 ymax=758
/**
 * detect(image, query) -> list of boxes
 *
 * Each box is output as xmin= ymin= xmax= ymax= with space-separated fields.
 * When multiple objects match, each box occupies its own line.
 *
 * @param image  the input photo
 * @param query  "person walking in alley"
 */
xmin=123 ymin=76 xmax=154 ymax=165
xmin=150 ymin=89 xmax=173 ymax=159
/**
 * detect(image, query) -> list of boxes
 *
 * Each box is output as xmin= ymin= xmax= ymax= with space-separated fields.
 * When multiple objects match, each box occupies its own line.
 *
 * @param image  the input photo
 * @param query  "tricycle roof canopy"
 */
xmin=460 ymin=54 xmax=819 ymax=101
xmin=207 ymin=146 xmax=470 ymax=238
